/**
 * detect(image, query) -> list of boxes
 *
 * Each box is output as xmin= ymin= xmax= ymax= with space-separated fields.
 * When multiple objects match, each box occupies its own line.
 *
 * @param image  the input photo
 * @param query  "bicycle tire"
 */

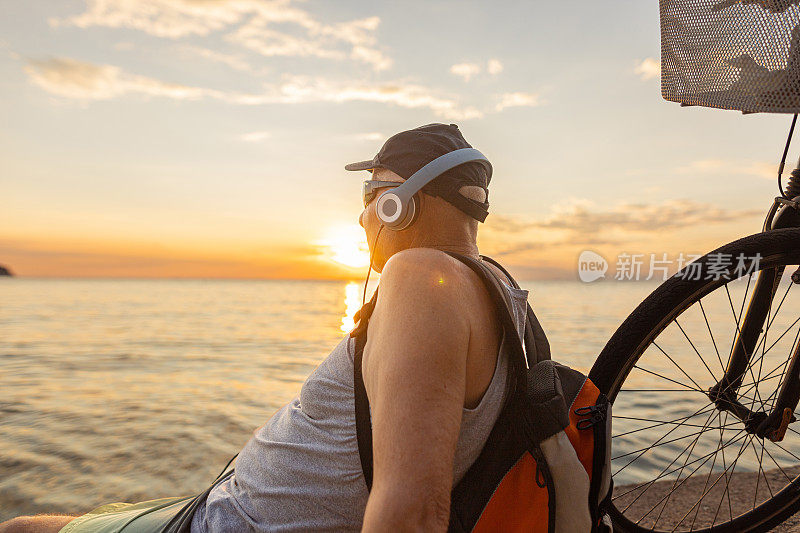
xmin=589 ymin=227 xmax=800 ymax=533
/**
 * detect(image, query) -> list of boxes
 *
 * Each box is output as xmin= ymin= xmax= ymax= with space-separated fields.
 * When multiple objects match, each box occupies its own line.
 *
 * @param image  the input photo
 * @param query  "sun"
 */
xmin=316 ymin=224 xmax=370 ymax=269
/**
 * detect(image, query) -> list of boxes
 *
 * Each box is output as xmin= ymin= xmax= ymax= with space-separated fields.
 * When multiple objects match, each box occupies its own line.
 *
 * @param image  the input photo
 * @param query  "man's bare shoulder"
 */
xmin=378 ymin=247 xmax=476 ymax=297
xmin=367 ymin=248 xmax=478 ymax=346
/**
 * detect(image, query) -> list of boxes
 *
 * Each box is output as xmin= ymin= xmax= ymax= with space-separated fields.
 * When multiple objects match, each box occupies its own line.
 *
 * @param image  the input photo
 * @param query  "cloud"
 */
xmin=488 ymin=198 xmax=762 ymax=237
xmin=227 ymin=19 xmax=344 ymax=60
xmin=239 ymin=131 xmax=271 ymax=142
xmin=487 ymin=58 xmax=503 ymax=75
xmin=485 ymin=237 xmax=623 ymax=257
xmin=52 ymin=0 xmax=392 ymax=71
xmin=450 ymin=62 xmax=481 ymax=82
xmin=676 ymin=159 xmax=774 ymax=179
xmin=182 ymin=46 xmax=253 ymax=72
xmin=23 ymin=57 xmax=482 ymax=119
xmin=635 ymin=57 xmax=661 ymax=81
xmin=481 ymin=198 xmax=762 ymax=260
xmin=0 ymin=39 xmax=19 ymax=60
xmin=256 ymin=75 xmax=484 ymax=119
xmin=350 ymin=45 xmax=392 ymax=72
xmin=495 ymin=91 xmax=540 ymax=111
xmin=350 ymin=132 xmax=383 ymax=141
xmin=51 ymin=0 xmax=305 ymax=38
xmin=450 ymin=59 xmax=504 ymax=81
xmin=23 ymin=57 xmax=215 ymax=100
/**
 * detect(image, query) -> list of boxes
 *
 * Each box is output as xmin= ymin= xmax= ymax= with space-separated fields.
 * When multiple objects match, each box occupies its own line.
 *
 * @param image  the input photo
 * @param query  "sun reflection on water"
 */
xmin=341 ymin=282 xmax=361 ymax=333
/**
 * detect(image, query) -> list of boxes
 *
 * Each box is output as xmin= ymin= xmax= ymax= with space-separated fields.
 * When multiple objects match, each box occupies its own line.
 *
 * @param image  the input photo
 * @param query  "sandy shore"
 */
xmin=4 ymin=466 xmax=800 ymax=530
xmin=615 ymin=465 xmax=800 ymax=531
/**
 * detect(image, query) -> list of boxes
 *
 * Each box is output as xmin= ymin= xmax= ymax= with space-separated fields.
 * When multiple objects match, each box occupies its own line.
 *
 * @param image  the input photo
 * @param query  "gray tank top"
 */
xmin=191 ymin=281 xmax=530 ymax=532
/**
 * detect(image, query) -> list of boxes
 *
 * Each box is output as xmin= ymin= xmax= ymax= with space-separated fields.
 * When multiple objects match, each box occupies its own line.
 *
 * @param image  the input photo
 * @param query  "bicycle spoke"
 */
xmin=715 ymin=277 xmax=794 ymax=403
xmin=614 ymin=415 xmax=738 ymax=439
xmin=625 ymin=427 xmax=750 ymax=525
xmin=725 ymin=316 xmax=800 ymax=405
xmin=614 ymin=423 xmax=731 ymax=462
xmin=614 ymin=396 xmax=712 ymax=468
xmin=648 ymin=410 xmax=720 ymax=528
xmin=614 ymin=406 xmax=721 ymax=430
xmin=613 ymin=427 xmax=747 ymax=503
xmin=746 ymin=278 xmax=794 ymax=362
xmin=724 ymin=277 xmax=767 ymax=407
xmin=739 ymin=357 xmax=793 ymax=399
xmin=765 ymin=279 xmax=795 ymax=338
xmin=614 ymin=400 xmax=723 ymax=485
xmin=735 ymin=281 xmax=798 ymax=390
xmin=724 ymin=324 xmax=788 ymax=400
xmin=698 ymin=298 xmax=726 ymax=375
xmin=692 ymin=410 xmax=732 ymax=530
xmin=749 ymin=439 xmax=773 ymax=511
xmin=762 ymin=444 xmax=793 ymax=483
xmin=724 ymin=278 xmax=749 ymax=358
xmin=769 ymin=440 xmax=800 ymax=463
xmin=748 ymin=275 xmax=776 ymax=419
xmin=653 ymin=342 xmax=706 ymax=392
xmin=757 ymin=331 xmax=798 ymax=411
xmin=680 ymin=432 xmax=757 ymax=532
xmin=759 ymin=451 xmax=771 ymax=503
xmin=761 ymin=315 xmax=800 ymax=360
xmin=675 ymin=318 xmax=718 ymax=382
xmin=720 ymin=410 xmax=733 ymax=525
xmin=614 ymin=399 xmax=716 ymax=476
xmin=709 ymin=433 xmax=754 ymax=530
xmin=633 ymin=364 xmax=706 ymax=394
xmin=665 ymin=429 xmax=752 ymax=531
xmin=620 ymin=422 xmax=740 ymax=516
xmin=620 ymin=388 xmax=709 ymax=393
xmin=688 ymin=427 xmax=762 ymax=531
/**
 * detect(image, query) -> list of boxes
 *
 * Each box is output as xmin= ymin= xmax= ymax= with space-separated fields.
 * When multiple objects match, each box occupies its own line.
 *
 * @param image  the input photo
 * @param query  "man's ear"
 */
xmin=458 ymin=185 xmax=487 ymax=203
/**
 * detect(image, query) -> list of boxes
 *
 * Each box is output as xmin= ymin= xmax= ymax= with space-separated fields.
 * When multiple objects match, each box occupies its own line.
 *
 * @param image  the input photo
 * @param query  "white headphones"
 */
xmin=374 ymin=148 xmax=492 ymax=231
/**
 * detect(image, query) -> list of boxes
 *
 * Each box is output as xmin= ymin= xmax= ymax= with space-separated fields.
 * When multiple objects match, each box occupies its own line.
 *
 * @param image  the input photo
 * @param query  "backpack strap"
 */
xmin=351 ymin=253 xmax=529 ymax=491
xmin=353 ymin=329 xmax=374 ymax=489
xmin=351 ymin=289 xmax=379 ymax=489
xmin=442 ymin=252 xmax=528 ymax=395
xmin=479 ymin=254 xmax=551 ymax=365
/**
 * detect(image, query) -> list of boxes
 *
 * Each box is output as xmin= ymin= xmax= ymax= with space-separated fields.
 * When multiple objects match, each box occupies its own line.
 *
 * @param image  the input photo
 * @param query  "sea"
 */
xmin=1 ymin=277 xmax=798 ymax=520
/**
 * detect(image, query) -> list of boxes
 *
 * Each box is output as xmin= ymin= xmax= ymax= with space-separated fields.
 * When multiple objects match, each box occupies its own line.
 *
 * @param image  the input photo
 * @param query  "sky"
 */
xmin=0 ymin=0 xmax=796 ymax=280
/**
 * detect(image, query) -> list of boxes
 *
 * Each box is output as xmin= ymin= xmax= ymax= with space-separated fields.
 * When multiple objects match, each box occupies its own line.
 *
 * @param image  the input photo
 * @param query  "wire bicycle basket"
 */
xmin=661 ymin=0 xmax=800 ymax=113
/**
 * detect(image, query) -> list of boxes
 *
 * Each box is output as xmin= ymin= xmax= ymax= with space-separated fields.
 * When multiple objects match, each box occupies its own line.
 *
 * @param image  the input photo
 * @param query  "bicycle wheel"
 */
xmin=589 ymin=228 xmax=800 ymax=533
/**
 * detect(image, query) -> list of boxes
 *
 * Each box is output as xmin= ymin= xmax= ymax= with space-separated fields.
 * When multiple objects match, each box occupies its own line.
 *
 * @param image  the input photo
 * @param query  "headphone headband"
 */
xmin=390 ymin=148 xmax=492 ymax=205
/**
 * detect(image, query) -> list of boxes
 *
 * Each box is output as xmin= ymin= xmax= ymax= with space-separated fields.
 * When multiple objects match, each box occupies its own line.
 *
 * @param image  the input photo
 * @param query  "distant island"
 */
xmin=0 ymin=265 xmax=12 ymax=276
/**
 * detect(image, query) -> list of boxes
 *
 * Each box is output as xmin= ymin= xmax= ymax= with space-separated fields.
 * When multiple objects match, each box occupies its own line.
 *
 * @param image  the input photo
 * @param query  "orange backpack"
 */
xmin=351 ymin=253 xmax=613 ymax=532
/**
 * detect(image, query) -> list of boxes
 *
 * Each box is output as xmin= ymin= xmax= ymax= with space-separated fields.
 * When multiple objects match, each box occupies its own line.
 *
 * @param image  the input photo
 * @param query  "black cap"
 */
xmin=345 ymin=123 xmax=491 ymax=222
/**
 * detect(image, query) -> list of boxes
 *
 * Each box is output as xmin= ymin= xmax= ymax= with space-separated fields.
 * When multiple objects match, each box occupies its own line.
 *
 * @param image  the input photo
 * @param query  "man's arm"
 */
xmin=361 ymin=248 xmax=471 ymax=532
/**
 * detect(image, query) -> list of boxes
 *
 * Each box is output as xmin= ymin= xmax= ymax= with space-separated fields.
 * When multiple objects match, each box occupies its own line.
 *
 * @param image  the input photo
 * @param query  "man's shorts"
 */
xmin=59 ymin=496 xmax=193 ymax=533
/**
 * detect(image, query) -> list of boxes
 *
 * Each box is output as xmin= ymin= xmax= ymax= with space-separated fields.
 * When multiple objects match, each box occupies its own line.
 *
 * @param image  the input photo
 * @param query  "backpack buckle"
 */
xmin=575 ymin=405 xmax=607 ymax=430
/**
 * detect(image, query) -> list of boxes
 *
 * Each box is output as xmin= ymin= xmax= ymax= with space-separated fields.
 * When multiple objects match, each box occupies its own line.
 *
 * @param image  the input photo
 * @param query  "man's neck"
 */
xmin=408 ymin=241 xmax=480 ymax=260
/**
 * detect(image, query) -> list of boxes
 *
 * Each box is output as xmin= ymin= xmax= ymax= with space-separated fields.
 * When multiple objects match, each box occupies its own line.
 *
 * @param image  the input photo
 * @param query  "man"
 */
xmin=0 ymin=123 xmax=530 ymax=532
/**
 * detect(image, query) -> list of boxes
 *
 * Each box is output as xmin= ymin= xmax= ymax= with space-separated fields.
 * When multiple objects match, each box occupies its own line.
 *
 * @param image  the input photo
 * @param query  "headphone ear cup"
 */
xmin=394 ymin=193 xmax=420 ymax=231
xmin=375 ymin=190 xmax=398 ymax=227
xmin=407 ymin=193 xmax=421 ymax=226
